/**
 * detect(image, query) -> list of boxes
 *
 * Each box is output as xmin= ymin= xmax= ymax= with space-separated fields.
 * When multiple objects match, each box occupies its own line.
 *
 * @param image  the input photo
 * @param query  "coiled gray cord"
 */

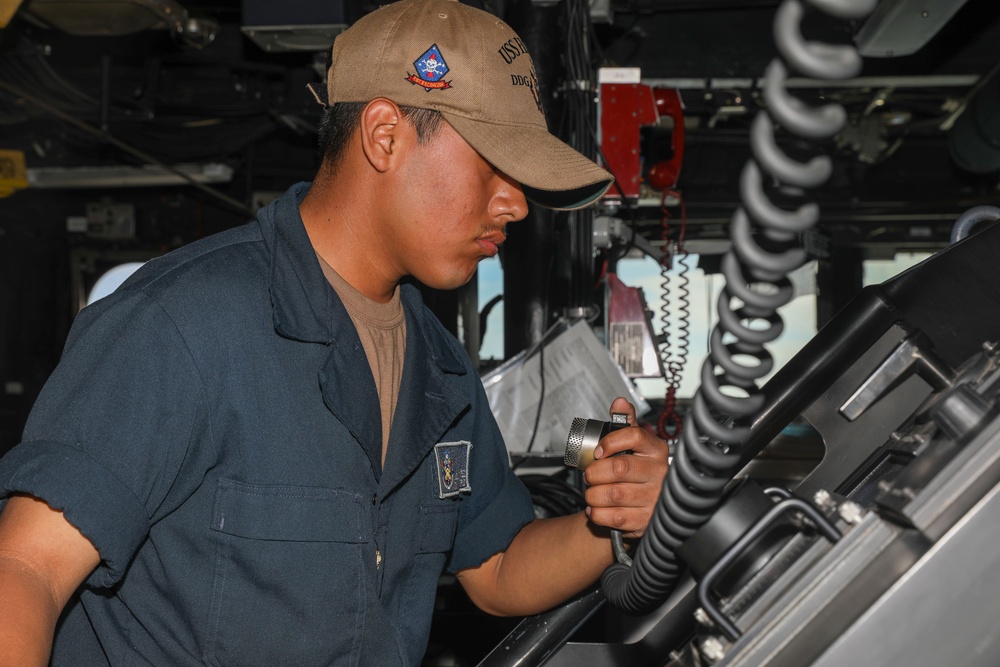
xmin=950 ymin=205 xmax=1000 ymax=244
xmin=601 ymin=0 xmax=876 ymax=615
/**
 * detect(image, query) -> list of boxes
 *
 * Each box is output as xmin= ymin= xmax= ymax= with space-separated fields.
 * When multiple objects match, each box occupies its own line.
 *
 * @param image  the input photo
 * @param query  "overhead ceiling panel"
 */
xmin=22 ymin=0 xmax=188 ymax=35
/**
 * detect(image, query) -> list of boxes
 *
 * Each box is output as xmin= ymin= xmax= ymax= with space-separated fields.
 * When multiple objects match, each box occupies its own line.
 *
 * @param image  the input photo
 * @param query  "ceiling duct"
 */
xmin=855 ymin=0 xmax=972 ymax=57
xmin=240 ymin=0 xmax=347 ymax=53
xmin=21 ymin=0 xmax=189 ymax=35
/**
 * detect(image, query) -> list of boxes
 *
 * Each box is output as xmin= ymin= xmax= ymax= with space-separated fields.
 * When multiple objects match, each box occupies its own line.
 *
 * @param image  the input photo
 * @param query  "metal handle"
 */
xmin=698 ymin=497 xmax=841 ymax=642
xmin=840 ymin=334 xmax=953 ymax=421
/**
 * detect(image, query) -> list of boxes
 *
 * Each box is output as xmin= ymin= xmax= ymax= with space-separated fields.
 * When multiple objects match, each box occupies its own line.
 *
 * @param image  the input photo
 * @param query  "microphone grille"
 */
xmin=564 ymin=417 xmax=588 ymax=468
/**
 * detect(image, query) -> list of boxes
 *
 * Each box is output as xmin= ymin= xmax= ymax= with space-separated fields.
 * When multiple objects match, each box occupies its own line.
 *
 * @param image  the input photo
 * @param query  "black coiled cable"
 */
xmin=657 ymin=191 xmax=690 ymax=445
xmin=601 ymin=0 xmax=877 ymax=615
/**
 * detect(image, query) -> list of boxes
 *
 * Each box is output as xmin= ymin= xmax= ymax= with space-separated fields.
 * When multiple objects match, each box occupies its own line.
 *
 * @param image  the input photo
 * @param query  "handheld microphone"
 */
xmin=563 ymin=412 xmax=633 ymax=565
xmin=563 ymin=413 xmax=629 ymax=470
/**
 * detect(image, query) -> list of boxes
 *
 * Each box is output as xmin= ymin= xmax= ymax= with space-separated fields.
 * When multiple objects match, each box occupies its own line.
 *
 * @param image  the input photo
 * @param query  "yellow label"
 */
xmin=0 ymin=0 xmax=24 ymax=29
xmin=0 ymin=149 xmax=28 ymax=196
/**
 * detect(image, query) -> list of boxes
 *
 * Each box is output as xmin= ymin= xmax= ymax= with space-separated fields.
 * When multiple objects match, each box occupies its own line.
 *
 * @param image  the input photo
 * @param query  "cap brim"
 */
xmin=443 ymin=112 xmax=613 ymax=211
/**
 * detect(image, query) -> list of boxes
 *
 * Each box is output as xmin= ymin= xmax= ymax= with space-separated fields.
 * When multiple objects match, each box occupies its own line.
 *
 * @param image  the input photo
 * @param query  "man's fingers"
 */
xmin=585 ymin=444 xmax=667 ymax=486
xmin=585 ymin=484 xmax=661 ymax=538
xmin=586 ymin=452 xmax=637 ymax=485
xmin=585 ymin=505 xmax=653 ymax=536
xmin=585 ymin=475 xmax=664 ymax=506
xmin=595 ymin=425 xmax=666 ymax=459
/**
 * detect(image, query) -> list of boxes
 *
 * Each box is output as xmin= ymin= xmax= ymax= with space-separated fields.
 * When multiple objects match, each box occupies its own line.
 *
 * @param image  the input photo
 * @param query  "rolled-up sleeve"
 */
xmin=0 ymin=288 xmax=212 ymax=588
xmin=446 ymin=380 xmax=535 ymax=572
xmin=0 ymin=441 xmax=150 ymax=588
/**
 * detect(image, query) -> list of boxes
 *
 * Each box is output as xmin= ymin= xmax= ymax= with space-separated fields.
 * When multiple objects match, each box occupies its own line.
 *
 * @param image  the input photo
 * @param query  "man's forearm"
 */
xmin=457 ymin=511 xmax=618 ymax=616
xmin=0 ymin=496 xmax=102 ymax=667
xmin=0 ymin=554 xmax=61 ymax=667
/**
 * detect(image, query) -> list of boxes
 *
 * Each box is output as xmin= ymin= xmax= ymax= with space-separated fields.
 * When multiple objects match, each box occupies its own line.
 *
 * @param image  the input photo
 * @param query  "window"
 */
xmin=87 ymin=262 xmax=146 ymax=306
xmin=862 ymin=251 xmax=933 ymax=287
xmin=616 ymin=254 xmax=818 ymax=400
xmin=478 ymin=256 xmax=505 ymax=362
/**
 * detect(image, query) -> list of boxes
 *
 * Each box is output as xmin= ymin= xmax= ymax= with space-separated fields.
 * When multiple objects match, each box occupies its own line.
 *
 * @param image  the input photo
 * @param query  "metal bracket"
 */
xmin=698 ymin=496 xmax=841 ymax=642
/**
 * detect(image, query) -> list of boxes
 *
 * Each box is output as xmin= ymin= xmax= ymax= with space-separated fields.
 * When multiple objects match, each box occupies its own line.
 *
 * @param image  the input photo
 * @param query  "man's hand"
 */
xmin=582 ymin=397 xmax=669 ymax=539
xmin=457 ymin=397 xmax=669 ymax=616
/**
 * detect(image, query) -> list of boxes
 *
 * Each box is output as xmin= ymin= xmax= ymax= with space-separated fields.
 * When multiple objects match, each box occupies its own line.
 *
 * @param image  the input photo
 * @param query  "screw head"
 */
xmin=701 ymin=636 xmax=726 ymax=662
xmin=813 ymin=489 xmax=833 ymax=509
xmin=839 ymin=501 xmax=864 ymax=525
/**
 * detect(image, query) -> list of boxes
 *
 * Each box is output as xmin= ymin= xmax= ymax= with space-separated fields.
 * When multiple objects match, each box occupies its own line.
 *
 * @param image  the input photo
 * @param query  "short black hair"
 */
xmin=317 ymin=102 xmax=445 ymax=172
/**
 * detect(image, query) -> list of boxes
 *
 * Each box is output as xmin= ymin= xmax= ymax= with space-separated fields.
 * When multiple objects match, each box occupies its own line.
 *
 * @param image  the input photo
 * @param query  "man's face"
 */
xmin=385 ymin=120 xmax=529 ymax=291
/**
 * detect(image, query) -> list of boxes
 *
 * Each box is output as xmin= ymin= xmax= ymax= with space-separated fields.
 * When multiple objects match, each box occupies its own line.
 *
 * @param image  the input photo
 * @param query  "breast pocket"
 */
xmin=418 ymin=503 xmax=460 ymax=554
xmin=205 ymin=479 xmax=370 ymax=667
xmin=388 ymin=501 xmax=460 ymax=658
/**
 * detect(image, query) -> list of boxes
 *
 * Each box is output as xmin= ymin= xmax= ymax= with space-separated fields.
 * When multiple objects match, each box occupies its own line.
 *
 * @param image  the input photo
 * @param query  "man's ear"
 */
xmin=360 ymin=98 xmax=407 ymax=173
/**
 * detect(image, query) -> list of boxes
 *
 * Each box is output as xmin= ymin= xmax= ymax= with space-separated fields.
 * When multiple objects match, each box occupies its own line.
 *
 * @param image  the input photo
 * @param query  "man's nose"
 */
xmin=493 ymin=171 xmax=529 ymax=223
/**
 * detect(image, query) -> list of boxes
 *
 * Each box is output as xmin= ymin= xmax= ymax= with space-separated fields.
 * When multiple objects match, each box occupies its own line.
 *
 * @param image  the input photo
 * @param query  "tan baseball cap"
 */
xmin=314 ymin=0 xmax=613 ymax=211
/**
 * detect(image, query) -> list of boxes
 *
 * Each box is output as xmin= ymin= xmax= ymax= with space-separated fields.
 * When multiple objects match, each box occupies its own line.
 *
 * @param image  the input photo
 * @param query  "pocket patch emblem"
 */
xmin=434 ymin=441 xmax=472 ymax=499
